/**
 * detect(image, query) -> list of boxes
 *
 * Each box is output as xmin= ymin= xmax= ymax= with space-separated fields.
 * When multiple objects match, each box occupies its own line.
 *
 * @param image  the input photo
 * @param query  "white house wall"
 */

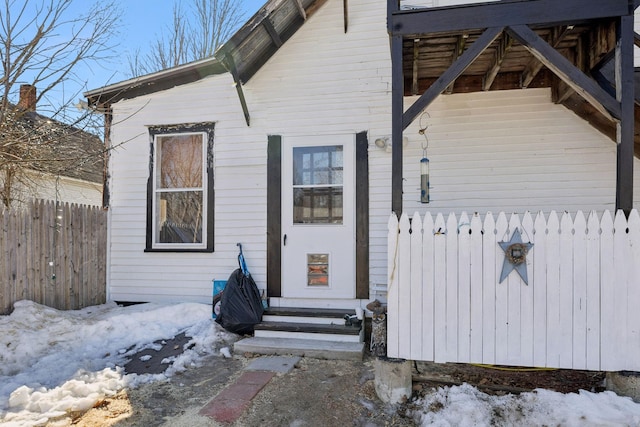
xmin=106 ymin=0 xmax=640 ymax=304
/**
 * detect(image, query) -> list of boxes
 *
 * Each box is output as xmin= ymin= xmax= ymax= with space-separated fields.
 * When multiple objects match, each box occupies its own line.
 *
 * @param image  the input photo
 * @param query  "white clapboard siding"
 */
xmin=388 ymin=210 xmax=640 ymax=371
xmin=105 ymin=0 xmax=393 ymax=303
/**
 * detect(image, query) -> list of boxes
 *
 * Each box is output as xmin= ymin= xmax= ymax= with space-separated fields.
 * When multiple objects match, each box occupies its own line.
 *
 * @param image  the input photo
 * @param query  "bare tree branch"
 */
xmin=0 ymin=0 xmax=123 ymax=208
xmin=127 ymin=0 xmax=245 ymax=77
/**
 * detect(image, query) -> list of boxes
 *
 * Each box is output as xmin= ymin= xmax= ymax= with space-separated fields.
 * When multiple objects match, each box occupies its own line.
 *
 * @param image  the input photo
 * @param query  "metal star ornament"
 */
xmin=498 ymin=228 xmax=533 ymax=285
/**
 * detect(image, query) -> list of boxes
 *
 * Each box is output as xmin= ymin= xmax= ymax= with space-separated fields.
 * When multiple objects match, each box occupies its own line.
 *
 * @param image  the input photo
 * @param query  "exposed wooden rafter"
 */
xmin=522 ymin=26 xmax=573 ymax=88
xmin=220 ymin=52 xmax=251 ymax=127
xmin=506 ymin=24 xmax=620 ymax=122
xmin=403 ymin=26 xmax=503 ymax=130
xmin=262 ymin=18 xmax=283 ymax=48
xmin=483 ymin=33 xmax=512 ymax=91
xmin=293 ymin=0 xmax=307 ymax=20
xmin=412 ymin=39 xmax=420 ymax=95
xmin=446 ymin=35 xmax=467 ymax=94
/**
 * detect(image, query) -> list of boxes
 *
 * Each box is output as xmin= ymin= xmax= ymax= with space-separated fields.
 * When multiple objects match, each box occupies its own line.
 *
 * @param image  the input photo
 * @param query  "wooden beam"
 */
xmin=267 ymin=135 xmax=282 ymax=298
xmin=355 ymin=131 xmax=369 ymax=299
xmin=403 ymin=26 xmax=503 ymax=130
xmin=412 ymin=39 xmax=420 ymax=95
xmin=522 ymin=26 xmax=573 ymax=88
xmin=635 ymin=31 xmax=640 ymax=48
xmin=221 ymin=53 xmax=251 ymax=126
xmin=446 ymin=35 xmax=467 ymax=94
xmin=391 ymin=34 xmax=404 ymax=216
xmin=343 ymin=0 xmax=348 ymax=33
xmin=483 ymin=34 xmax=512 ymax=91
xmin=616 ymin=15 xmax=635 ymax=215
xmin=554 ymin=80 xmax=574 ymax=104
xmin=293 ymin=0 xmax=307 ymax=20
xmin=506 ymin=24 xmax=620 ymax=122
xmin=262 ymin=18 xmax=283 ymax=48
xmin=389 ymin=0 xmax=630 ymax=36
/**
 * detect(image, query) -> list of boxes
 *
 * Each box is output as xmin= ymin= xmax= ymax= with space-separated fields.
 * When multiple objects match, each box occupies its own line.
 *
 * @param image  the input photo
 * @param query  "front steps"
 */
xmin=234 ymin=307 xmax=365 ymax=361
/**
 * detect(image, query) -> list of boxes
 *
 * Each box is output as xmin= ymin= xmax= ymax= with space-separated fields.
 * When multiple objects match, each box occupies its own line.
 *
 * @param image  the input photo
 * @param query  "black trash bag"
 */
xmin=215 ymin=268 xmax=264 ymax=335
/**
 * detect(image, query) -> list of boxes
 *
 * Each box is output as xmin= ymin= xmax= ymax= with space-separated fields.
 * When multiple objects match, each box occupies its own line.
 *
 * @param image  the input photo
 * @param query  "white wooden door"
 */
xmin=281 ymin=134 xmax=355 ymax=300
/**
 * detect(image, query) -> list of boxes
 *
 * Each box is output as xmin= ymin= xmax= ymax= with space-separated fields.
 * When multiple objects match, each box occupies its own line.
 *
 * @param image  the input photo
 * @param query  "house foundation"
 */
xmin=374 ymin=358 xmax=412 ymax=404
xmin=606 ymin=371 xmax=640 ymax=403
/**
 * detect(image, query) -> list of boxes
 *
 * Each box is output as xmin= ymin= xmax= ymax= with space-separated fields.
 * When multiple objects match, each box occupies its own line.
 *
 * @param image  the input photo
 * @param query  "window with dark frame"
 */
xmin=146 ymin=123 xmax=214 ymax=252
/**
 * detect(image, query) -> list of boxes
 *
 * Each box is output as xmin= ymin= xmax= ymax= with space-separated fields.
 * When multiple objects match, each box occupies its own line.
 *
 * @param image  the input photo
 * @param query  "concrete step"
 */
xmin=262 ymin=307 xmax=356 ymax=325
xmin=254 ymin=321 xmax=362 ymax=343
xmin=234 ymin=337 xmax=364 ymax=361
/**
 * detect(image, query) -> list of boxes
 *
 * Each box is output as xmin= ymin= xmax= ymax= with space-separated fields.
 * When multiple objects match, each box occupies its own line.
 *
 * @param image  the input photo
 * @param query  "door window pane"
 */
xmin=293 ymin=145 xmax=343 ymax=224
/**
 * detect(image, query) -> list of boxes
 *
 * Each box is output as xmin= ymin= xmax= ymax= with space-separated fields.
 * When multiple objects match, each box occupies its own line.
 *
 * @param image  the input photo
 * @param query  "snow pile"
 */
xmin=412 ymin=383 xmax=640 ymax=426
xmin=0 ymin=300 xmax=235 ymax=426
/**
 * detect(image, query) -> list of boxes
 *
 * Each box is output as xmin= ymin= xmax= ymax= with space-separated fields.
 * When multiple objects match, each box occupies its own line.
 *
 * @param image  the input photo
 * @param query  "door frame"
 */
xmin=266 ymin=131 xmax=369 ymax=299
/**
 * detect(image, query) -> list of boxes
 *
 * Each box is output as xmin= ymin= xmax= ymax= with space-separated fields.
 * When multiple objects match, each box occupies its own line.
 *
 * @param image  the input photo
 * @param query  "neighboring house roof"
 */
xmin=6 ymin=86 xmax=104 ymax=184
xmin=85 ymin=0 xmax=324 ymax=107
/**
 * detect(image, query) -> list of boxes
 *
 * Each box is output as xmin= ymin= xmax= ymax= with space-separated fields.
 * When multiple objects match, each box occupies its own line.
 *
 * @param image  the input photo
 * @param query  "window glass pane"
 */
xmin=293 ymin=145 xmax=343 ymax=185
xmin=157 ymin=134 xmax=203 ymax=189
xmin=293 ymin=187 xmax=343 ymax=224
xmin=156 ymin=191 xmax=203 ymax=243
xmin=307 ymin=253 xmax=329 ymax=287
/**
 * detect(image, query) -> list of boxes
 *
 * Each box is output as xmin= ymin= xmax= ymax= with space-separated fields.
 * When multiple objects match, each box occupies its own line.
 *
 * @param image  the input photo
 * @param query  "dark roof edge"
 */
xmin=84 ymin=57 xmax=226 ymax=108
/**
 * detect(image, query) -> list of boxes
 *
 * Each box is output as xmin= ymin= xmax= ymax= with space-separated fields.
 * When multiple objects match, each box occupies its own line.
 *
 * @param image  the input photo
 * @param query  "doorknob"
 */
xmin=283 ymin=234 xmax=287 ymax=246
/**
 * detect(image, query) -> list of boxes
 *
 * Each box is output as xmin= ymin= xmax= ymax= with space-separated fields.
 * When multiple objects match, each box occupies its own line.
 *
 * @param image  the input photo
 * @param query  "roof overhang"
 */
xmin=85 ymin=0 xmax=324 ymax=109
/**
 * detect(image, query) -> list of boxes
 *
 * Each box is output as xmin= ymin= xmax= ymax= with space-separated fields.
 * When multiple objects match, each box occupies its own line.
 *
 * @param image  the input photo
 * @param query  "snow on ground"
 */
xmin=412 ymin=382 xmax=640 ymax=426
xmin=0 ymin=300 xmax=235 ymax=426
xmin=2 ymin=300 xmax=640 ymax=426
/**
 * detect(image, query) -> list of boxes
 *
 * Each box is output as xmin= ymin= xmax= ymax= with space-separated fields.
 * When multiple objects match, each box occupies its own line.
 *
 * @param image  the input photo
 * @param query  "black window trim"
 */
xmin=145 ymin=122 xmax=215 ymax=253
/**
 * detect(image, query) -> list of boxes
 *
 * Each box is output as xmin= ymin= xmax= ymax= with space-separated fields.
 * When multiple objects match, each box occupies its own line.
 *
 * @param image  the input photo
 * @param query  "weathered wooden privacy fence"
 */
xmin=387 ymin=210 xmax=640 ymax=372
xmin=1 ymin=200 xmax=107 ymax=315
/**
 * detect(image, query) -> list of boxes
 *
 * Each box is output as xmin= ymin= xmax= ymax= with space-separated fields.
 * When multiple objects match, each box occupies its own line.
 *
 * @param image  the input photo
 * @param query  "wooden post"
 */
xmin=391 ymin=34 xmax=403 ymax=217
xmin=615 ymin=15 xmax=634 ymax=216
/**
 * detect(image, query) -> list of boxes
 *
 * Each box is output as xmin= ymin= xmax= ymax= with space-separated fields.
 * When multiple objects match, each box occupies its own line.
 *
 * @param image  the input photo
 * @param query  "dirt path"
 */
xmin=60 ymin=354 xmax=605 ymax=426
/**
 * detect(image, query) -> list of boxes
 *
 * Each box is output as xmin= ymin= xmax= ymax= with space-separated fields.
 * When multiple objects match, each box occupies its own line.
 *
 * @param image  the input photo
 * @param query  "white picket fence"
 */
xmin=386 ymin=210 xmax=640 ymax=372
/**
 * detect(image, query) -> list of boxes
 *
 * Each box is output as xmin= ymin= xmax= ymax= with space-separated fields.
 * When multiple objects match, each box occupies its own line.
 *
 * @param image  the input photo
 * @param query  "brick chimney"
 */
xmin=18 ymin=84 xmax=36 ymax=112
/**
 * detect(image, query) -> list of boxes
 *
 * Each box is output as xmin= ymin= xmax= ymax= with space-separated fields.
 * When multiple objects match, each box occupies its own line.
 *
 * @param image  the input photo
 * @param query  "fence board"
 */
xmin=495 ymin=212 xmax=509 ymax=365
xmin=559 ymin=212 xmax=574 ymax=369
xmin=398 ymin=214 xmax=412 ymax=360
xmin=627 ymin=210 xmax=640 ymax=371
xmin=422 ymin=213 xmax=435 ymax=361
xmin=572 ymin=211 xmax=588 ymax=370
xmin=546 ymin=211 xmax=561 ymax=367
xmin=585 ymin=211 xmax=601 ymax=371
xmin=506 ymin=214 xmax=523 ymax=365
xmin=599 ymin=211 xmax=616 ymax=371
xmin=532 ymin=212 xmax=547 ymax=367
xmin=0 ymin=201 xmax=106 ymax=315
xmin=458 ymin=212 xmax=471 ymax=363
xmin=482 ymin=213 xmax=497 ymax=364
xmin=386 ymin=214 xmax=400 ymax=358
xmin=469 ymin=213 xmax=483 ymax=363
xmin=613 ymin=211 xmax=629 ymax=370
xmin=520 ymin=212 xmax=535 ymax=367
xmin=445 ymin=213 xmax=459 ymax=362
xmin=433 ymin=213 xmax=447 ymax=362
xmin=410 ymin=212 xmax=423 ymax=360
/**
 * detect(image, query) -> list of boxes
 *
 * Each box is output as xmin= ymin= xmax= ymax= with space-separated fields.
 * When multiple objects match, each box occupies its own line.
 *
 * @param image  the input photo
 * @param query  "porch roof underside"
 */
xmin=393 ymin=0 xmax=640 ymax=155
xmin=388 ymin=0 xmax=637 ymax=215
